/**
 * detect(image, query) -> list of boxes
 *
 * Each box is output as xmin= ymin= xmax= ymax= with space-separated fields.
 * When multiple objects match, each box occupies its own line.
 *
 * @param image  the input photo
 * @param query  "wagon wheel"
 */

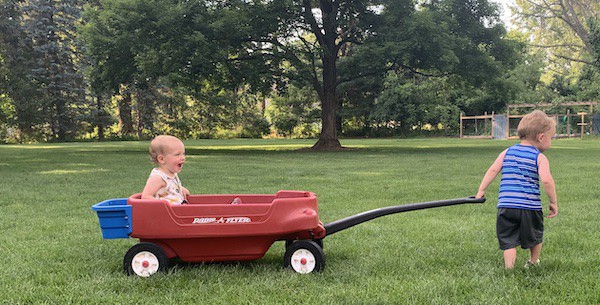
xmin=124 ymin=242 xmax=168 ymax=277
xmin=283 ymin=240 xmax=325 ymax=274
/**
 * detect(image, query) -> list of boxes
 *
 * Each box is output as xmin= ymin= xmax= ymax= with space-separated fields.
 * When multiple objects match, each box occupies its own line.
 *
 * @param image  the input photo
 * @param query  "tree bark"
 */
xmin=118 ymin=90 xmax=134 ymax=136
xmin=559 ymin=0 xmax=593 ymax=54
xmin=96 ymin=95 xmax=105 ymax=140
xmin=310 ymin=0 xmax=343 ymax=150
xmin=313 ymin=82 xmax=342 ymax=150
xmin=135 ymin=81 xmax=156 ymax=139
xmin=313 ymin=51 xmax=343 ymax=150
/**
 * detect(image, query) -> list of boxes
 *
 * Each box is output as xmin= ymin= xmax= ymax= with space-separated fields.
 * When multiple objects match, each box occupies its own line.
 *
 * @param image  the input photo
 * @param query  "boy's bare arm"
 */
xmin=538 ymin=153 xmax=558 ymax=218
xmin=476 ymin=149 xmax=507 ymax=198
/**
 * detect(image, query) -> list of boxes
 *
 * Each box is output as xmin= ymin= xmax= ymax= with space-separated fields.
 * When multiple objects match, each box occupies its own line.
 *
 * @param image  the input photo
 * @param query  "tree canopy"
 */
xmin=3 ymin=0 xmax=594 ymax=144
xmin=513 ymin=0 xmax=600 ymax=77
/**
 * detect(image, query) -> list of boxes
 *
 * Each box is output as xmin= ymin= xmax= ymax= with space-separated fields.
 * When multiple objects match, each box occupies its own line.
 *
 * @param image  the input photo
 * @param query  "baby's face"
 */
xmin=159 ymin=139 xmax=186 ymax=175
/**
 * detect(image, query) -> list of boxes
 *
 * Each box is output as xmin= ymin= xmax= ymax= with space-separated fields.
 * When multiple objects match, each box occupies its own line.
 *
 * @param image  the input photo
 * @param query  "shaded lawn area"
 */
xmin=1 ymin=138 xmax=599 ymax=304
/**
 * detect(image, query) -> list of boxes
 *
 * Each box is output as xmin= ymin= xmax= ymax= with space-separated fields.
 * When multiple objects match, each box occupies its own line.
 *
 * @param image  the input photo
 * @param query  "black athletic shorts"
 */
xmin=496 ymin=208 xmax=544 ymax=250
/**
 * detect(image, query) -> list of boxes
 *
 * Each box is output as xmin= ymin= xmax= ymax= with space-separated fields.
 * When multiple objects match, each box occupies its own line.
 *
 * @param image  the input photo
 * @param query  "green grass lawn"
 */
xmin=1 ymin=138 xmax=599 ymax=304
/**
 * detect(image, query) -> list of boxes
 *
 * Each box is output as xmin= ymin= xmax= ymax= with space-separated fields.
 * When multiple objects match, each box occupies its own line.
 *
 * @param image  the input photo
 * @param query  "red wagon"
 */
xmin=92 ymin=190 xmax=484 ymax=276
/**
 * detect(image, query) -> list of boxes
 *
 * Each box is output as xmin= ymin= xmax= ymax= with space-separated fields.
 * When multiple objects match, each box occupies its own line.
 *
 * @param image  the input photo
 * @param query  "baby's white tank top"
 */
xmin=150 ymin=168 xmax=185 ymax=205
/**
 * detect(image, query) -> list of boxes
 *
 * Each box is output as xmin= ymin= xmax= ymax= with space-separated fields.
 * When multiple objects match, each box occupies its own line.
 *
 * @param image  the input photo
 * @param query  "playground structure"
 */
xmin=460 ymin=102 xmax=600 ymax=139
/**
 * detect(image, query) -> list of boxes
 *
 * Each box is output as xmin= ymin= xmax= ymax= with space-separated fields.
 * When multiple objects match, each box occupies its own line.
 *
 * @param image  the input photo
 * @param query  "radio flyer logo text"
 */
xmin=192 ymin=217 xmax=251 ymax=224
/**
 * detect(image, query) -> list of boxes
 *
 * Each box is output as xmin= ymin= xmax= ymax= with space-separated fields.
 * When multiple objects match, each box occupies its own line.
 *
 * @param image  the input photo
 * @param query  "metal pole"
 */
xmin=491 ymin=111 xmax=495 ymax=138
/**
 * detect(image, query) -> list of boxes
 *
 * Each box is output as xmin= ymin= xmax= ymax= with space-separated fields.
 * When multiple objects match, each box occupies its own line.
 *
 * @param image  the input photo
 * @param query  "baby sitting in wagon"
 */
xmin=141 ymin=135 xmax=190 ymax=205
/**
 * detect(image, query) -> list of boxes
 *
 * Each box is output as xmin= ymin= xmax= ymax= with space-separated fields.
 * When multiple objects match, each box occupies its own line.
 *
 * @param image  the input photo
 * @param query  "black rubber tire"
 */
xmin=123 ymin=242 xmax=168 ymax=277
xmin=283 ymin=240 xmax=325 ymax=273
xmin=285 ymin=238 xmax=323 ymax=250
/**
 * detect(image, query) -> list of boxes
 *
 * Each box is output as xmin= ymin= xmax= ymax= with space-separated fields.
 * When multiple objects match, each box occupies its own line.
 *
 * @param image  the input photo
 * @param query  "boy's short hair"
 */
xmin=517 ymin=110 xmax=556 ymax=140
xmin=149 ymin=135 xmax=180 ymax=164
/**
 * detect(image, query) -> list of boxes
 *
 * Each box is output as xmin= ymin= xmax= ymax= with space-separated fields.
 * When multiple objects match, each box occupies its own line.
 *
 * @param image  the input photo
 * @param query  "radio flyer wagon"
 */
xmin=92 ymin=190 xmax=484 ymax=276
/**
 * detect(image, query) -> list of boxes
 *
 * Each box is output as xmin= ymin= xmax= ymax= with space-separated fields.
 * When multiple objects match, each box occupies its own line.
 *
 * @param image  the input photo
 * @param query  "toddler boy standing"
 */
xmin=476 ymin=110 xmax=558 ymax=269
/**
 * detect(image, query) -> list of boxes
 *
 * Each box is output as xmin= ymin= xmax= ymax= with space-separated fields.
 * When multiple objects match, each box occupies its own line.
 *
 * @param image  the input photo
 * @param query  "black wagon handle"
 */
xmin=323 ymin=196 xmax=486 ymax=237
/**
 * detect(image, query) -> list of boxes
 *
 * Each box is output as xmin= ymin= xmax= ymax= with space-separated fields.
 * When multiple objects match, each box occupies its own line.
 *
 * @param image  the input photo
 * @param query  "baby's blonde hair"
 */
xmin=149 ymin=135 xmax=181 ymax=164
xmin=517 ymin=110 xmax=556 ymax=141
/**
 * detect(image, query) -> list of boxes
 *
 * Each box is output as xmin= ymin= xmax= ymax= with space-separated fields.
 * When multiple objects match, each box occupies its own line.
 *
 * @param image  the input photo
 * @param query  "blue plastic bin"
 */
xmin=92 ymin=198 xmax=132 ymax=239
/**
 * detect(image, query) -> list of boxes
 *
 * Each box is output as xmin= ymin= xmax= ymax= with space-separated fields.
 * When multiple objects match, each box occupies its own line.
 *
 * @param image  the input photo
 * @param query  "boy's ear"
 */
xmin=537 ymin=132 xmax=545 ymax=142
xmin=157 ymin=154 xmax=165 ymax=164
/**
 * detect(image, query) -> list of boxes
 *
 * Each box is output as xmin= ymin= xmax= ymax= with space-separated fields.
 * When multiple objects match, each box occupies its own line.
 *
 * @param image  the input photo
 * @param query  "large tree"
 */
xmin=81 ymin=0 xmax=243 ymax=138
xmin=1 ymin=0 xmax=88 ymax=141
xmin=0 ymin=0 xmax=41 ymax=139
xmin=23 ymin=0 xmax=86 ymax=141
xmin=81 ymin=0 xmax=170 ymax=137
xmin=228 ymin=0 xmax=517 ymax=149
xmin=230 ymin=0 xmax=387 ymax=149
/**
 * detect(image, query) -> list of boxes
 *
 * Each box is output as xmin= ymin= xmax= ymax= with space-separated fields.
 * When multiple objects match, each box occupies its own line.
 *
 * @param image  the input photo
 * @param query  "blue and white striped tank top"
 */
xmin=498 ymin=144 xmax=542 ymax=211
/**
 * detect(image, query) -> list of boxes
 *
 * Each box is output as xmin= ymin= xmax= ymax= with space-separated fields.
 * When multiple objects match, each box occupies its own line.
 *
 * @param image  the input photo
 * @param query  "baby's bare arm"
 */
xmin=476 ymin=149 xmax=507 ymax=198
xmin=141 ymin=175 xmax=166 ymax=199
xmin=182 ymin=186 xmax=190 ymax=198
xmin=538 ymin=153 xmax=558 ymax=218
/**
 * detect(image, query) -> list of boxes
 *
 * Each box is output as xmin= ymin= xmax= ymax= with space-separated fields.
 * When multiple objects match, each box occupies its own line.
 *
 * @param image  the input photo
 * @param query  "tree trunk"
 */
xmin=336 ymin=97 xmax=342 ymax=136
xmin=560 ymin=0 xmax=593 ymax=54
xmin=311 ymin=0 xmax=343 ymax=150
xmin=96 ymin=95 xmax=105 ymax=140
xmin=313 ymin=87 xmax=342 ymax=150
xmin=118 ymin=90 xmax=134 ymax=136
xmin=55 ymin=98 xmax=67 ymax=141
xmin=135 ymin=81 xmax=156 ymax=139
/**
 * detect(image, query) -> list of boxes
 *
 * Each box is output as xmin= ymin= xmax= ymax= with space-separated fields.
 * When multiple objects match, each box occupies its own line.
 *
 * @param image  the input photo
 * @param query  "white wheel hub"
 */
xmin=131 ymin=251 xmax=160 ymax=277
xmin=290 ymin=248 xmax=316 ymax=274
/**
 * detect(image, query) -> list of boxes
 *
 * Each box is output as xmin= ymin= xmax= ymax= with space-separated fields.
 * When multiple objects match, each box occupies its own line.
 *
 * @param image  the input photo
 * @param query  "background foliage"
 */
xmin=0 ymin=0 xmax=599 ymax=144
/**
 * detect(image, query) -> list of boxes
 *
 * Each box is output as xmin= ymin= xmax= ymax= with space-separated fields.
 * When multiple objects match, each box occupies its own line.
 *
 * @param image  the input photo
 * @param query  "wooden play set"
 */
xmin=460 ymin=101 xmax=599 ymax=139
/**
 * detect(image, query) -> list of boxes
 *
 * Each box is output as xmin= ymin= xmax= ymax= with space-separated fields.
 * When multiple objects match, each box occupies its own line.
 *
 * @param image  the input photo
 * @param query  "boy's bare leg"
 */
xmin=503 ymin=248 xmax=517 ymax=269
xmin=529 ymin=243 xmax=542 ymax=263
